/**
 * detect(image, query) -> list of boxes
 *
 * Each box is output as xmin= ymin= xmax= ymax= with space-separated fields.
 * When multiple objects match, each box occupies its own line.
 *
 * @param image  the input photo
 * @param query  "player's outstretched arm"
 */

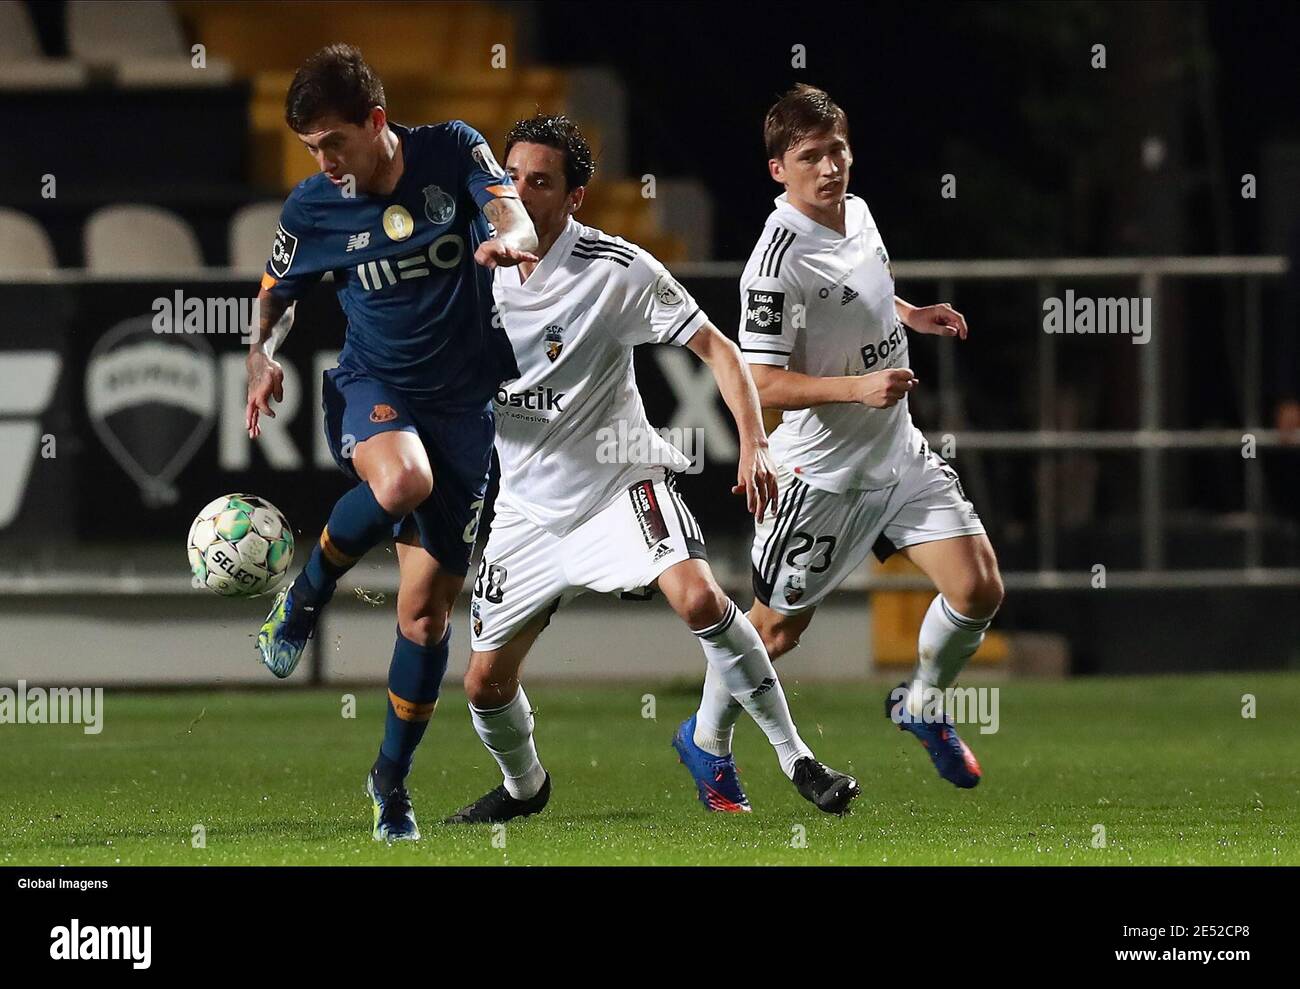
xmin=685 ymin=323 xmax=779 ymax=523
xmin=896 ymin=296 xmax=968 ymax=339
xmin=475 ymin=197 xmax=540 ymax=269
xmin=245 ymin=287 xmax=294 ymax=439
xmin=749 ymin=363 xmax=917 ymax=412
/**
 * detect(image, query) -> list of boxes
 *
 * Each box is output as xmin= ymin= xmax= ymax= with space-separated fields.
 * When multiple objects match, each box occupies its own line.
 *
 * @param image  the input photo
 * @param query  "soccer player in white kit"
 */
xmin=681 ymin=85 xmax=1006 ymax=806
xmin=444 ymin=114 xmax=861 ymax=823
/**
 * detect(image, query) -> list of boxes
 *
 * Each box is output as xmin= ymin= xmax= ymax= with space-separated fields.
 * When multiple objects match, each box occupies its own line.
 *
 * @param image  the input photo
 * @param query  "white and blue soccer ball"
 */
xmin=187 ymin=493 xmax=294 ymax=597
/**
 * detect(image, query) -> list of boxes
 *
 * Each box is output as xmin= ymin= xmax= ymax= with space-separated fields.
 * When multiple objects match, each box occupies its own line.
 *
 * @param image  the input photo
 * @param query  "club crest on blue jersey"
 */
xmin=383 ymin=205 xmax=414 ymax=241
xmin=423 ymin=184 xmax=456 ymax=225
xmin=544 ymin=324 xmax=564 ymax=362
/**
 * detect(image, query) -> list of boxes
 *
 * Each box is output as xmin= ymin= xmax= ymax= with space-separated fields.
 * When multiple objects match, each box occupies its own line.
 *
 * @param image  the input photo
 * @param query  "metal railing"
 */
xmin=683 ymin=255 xmax=1297 ymax=591
xmin=0 ymin=258 xmax=1294 ymax=595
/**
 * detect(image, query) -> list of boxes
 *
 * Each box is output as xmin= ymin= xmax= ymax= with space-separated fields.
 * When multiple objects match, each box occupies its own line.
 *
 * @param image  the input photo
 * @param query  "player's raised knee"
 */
xmin=369 ymin=466 xmax=433 ymax=517
xmin=980 ymin=570 xmax=1006 ymax=615
xmin=399 ymin=612 xmax=448 ymax=647
xmin=674 ymin=580 xmax=730 ymax=631
xmin=463 ymin=665 xmax=516 ymax=709
xmin=946 ymin=569 xmax=1004 ymax=620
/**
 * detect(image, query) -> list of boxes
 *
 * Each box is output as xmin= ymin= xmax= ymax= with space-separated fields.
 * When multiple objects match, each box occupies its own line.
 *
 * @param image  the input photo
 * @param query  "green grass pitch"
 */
xmin=2 ymin=674 xmax=1296 ymax=866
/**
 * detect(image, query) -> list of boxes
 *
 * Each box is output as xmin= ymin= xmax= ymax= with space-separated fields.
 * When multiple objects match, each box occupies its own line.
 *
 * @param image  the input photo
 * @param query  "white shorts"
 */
xmin=470 ymin=473 xmax=706 ymax=651
xmin=752 ymin=430 xmax=985 ymax=614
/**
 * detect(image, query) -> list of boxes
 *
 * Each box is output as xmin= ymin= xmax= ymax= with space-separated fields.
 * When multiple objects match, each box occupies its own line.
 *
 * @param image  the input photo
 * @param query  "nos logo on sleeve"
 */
xmin=269 ymin=225 xmax=299 ymax=277
xmin=472 ymin=143 xmax=505 ymax=179
xmin=744 ymin=289 xmax=784 ymax=334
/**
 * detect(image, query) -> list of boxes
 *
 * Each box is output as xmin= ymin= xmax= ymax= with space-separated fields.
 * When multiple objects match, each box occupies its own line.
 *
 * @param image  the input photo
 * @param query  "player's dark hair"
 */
xmin=504 ymin=113 xmax=596 ymax=191
xmin=285 ymin=44 xmax=386 ymax=132
xmin=763 ymin=83 xmax=850 ymax=160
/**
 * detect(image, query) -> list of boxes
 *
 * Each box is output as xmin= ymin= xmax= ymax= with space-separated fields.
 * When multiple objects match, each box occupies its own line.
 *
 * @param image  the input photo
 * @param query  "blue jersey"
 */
xmin=262 ymin=120 xmax=520 ymax=408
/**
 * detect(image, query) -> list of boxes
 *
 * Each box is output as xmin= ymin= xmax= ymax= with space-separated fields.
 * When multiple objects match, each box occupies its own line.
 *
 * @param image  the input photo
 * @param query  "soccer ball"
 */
xmin=187 ymin=493 xmax=294 ymax=598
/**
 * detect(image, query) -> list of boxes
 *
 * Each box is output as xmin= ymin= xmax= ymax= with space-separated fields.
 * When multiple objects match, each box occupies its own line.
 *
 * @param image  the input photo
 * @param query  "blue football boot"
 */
xmin=672 ymin=714 xmax=752 ymax=813
xmin=366 ymin=765 xmax=420 ymax=842
xmin=886 ymin=681 xmax=982 ymax=789
xmin=256 ymin=584 xmax=322 ymax=679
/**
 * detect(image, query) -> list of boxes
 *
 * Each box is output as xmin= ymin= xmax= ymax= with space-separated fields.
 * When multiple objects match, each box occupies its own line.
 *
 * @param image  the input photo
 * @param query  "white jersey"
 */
xmin=739 ymin=193 xmax=914 ymax=493
xmin=491 ymin=218 xmax=709 ymax=535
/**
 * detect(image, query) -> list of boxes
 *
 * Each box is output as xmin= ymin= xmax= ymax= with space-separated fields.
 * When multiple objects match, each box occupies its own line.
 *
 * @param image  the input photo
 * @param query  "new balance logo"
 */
xmin=345 ymin=232 xmax=371 ymax=252
xmin=841 ymin=286 xmax=858 ymax=305
xmin=750 ymin=676 xmax=776 ymax=699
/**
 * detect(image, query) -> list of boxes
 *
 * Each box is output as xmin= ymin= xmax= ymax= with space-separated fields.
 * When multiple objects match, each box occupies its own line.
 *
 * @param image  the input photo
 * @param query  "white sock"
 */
xmin=914 ymin=594 xmax=994 ymax=692
xmin=693 ymin=662 xmax=738 ymax=756
xmin=469 ymin=686 xmax=546 ymax=800
xmin=692 ymin=600 xmax=812 ymax=778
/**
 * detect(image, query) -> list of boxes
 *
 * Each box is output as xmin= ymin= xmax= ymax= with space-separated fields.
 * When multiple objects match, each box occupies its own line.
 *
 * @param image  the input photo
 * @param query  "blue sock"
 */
xmin=377 ymin=625 xmax=450 ymax=784
xmin=293 ymin=482 xmax=399 ymax=604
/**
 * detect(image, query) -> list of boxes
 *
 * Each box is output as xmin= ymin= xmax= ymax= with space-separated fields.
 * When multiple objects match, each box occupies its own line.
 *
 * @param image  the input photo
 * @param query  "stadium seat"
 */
xmin=0 ymin=0 xmax=89 ymax=89
xmin=228 ymin=202 xmax=281 ymax=274
xmin=66 ymin=0 xmax=233 ymax=85
xmin=83 ymin=205 xmax=204 ymax=273
xmin=175 ymin=1 xmax=517 ymax=77
xmin=66 ymin=0 xmax=187 ymax=60
xmin=0 ymin=208 xmax=57 ymax=272
xmin=114 ymin=56 xmax=235 ymax=88
xmin=0 ymin=0 xmax=40 ymax=57
xmin=180 ymin=0 xmax=692 ymax=260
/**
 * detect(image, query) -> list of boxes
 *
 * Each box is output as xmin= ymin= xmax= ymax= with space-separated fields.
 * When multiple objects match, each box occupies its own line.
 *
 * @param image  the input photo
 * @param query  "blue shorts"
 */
xmin=321 ymin=365 xmax=493 ymax=576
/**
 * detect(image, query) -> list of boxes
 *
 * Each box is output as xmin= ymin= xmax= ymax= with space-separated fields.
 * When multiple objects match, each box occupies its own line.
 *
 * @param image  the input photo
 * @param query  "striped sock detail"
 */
xmin=319 ymin=527 xmax=361 ymax=569
xmin=387 ymin=689 xmax=439 ymax=723
xmin=941 ymin=597 xmax=992 ymax=631
xmin=693 ymin=599 xmax=738 ymax=639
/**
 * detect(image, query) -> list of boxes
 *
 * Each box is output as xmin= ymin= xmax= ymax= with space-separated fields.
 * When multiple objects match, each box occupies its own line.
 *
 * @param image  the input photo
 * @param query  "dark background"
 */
xmin=536 ymin=0 xmax=1300 ymax=259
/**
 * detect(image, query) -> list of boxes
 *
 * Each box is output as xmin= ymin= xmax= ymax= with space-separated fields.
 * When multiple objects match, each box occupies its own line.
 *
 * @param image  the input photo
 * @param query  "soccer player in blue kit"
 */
xmin=244 ymin=45 xmax=538 ymax=841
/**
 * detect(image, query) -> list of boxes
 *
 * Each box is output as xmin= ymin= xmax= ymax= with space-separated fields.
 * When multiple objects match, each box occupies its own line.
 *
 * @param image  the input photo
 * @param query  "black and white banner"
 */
xmin=0 ymin=275 xmax=744 ymax=547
